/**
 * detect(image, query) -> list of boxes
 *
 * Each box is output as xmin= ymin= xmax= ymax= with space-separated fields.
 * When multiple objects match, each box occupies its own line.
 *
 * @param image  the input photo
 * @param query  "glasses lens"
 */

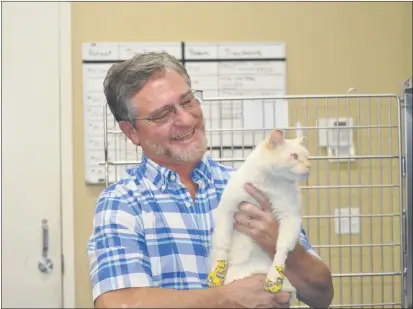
xmin=151 ymin=107 xmax=171 ymax=123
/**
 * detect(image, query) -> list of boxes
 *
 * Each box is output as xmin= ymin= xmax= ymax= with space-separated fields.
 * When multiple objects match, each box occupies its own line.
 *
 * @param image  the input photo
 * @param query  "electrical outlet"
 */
xmin=334 ymin=208 xmax=360 ymax=235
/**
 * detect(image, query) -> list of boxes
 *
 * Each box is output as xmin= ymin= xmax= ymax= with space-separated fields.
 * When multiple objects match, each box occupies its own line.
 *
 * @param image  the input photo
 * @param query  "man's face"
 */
xmin=127 ymin=69 xmax=207 ymax=164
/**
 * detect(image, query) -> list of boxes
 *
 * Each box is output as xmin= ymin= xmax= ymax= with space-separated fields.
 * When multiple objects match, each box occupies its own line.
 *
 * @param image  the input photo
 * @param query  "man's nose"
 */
xmin=174 ymin=105 xmax=194 ymax=125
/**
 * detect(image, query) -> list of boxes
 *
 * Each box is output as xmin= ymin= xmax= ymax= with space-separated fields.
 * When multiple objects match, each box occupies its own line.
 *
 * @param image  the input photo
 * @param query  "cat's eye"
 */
xmin=290 ymin=153 xmax=298 ymax=160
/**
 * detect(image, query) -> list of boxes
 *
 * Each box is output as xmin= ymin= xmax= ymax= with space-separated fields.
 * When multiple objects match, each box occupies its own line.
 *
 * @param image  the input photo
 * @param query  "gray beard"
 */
xmin=144 ymin=133 xmax=208 ymax=163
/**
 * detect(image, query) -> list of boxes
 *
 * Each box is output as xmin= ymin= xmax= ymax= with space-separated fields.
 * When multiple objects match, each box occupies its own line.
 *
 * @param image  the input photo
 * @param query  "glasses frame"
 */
xmin=134 ymin=89 xmax=204 ymax=125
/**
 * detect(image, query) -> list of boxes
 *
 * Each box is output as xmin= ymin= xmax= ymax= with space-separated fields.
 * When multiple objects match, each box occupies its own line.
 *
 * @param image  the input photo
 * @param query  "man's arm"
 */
xmin=285 ymin=237 xmax=334 ymax=308
xmin=95 ymin=274 xmax=293 ymax=309
xmin=95 ymin=286 xmax=229 ymax=308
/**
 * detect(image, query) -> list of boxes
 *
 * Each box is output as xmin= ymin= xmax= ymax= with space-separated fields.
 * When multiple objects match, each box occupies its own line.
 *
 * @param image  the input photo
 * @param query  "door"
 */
xmin=2 ymin=2 xmax=64 ymax=307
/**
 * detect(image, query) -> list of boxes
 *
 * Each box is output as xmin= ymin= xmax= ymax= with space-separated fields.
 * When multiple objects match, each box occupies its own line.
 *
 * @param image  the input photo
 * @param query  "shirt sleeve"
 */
xmin=299 ymin=227 xmax=322 ymax=259
xmin=87 ymin=191 xmax=152 ymax=302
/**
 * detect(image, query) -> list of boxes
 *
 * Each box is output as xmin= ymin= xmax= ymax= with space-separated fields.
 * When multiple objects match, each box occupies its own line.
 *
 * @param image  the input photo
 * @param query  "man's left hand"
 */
xmin=233 ymin=183 xmax=279 ymax=257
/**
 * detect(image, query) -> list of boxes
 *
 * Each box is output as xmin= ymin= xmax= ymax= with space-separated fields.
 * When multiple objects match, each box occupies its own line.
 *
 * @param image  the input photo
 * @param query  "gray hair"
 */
xmin=103 ymin=51 xmax=191 ymax=124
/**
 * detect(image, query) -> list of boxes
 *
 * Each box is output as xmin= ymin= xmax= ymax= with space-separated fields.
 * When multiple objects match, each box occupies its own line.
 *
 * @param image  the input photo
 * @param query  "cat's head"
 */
xmin=262 ymin=129 xmax=311 ymax=181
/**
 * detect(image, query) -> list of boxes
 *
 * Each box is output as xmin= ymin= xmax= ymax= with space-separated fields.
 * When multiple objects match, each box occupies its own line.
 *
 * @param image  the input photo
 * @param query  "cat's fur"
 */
xmin=206 ymin=129 xmax=311 ymax=297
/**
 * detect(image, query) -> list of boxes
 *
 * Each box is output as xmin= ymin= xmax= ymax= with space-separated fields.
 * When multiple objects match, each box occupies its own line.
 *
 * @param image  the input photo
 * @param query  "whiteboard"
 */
xmin=82 ymin=41 xmax=287 ymax=184
xmin=184 ymin=42 xmax=287 ymax=148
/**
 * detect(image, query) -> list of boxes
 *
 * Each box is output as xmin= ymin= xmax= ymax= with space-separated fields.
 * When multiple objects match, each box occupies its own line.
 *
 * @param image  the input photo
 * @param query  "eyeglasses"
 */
xmin=135 ymin=89 xmax=203 ymax=125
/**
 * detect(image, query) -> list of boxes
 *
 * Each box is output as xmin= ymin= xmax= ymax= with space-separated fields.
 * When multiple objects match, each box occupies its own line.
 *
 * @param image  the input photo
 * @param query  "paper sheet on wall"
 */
xmin=82 ymin=41 xmax=288 ymax=184
xmin=184 ymin=42 xmax=287 ymax=148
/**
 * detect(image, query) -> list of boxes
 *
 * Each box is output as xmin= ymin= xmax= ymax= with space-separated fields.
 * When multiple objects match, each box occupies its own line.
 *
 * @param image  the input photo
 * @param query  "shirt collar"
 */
xmin=191 ymin=155 xmax=213 ymax=186
xmin=137 ymin=153 xmax=213 ymax=190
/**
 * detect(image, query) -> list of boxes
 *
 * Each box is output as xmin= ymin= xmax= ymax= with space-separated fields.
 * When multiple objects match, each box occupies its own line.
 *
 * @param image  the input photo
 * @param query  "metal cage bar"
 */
xmin=100 ymin=91 xmax=408 ymax=308
xmin=403 ymin=82 xmax=412 ymax=309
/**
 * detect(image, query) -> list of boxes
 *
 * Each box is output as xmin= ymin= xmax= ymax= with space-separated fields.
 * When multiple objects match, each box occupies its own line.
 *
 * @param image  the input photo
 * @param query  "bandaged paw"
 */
xmin=264 ymin=264 xmax=285 ymax=294
xmin=206 ymin=260 xmax=228 ymax=288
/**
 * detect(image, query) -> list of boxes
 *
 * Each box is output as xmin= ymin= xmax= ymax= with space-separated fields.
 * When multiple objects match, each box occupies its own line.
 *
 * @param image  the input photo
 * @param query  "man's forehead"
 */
xmin=134 ymin=87 xmax=191 ymax=106
xmin=138 ymin=69 xmax=188 ymax=96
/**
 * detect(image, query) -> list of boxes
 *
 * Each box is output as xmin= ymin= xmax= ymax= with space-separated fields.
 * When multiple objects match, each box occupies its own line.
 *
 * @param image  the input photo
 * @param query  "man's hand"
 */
xmin=233 ymin=183 xmax=278 ymax=257
xmin=221 ymin=274 xmax=292 ymax=308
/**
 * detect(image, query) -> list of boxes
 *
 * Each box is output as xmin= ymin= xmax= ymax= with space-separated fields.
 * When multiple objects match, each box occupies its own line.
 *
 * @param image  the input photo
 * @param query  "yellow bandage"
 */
xmin=264 ymin=264 xmax=285 ymax=293
xmin=206 ymin=260 xmax=228 ymax=288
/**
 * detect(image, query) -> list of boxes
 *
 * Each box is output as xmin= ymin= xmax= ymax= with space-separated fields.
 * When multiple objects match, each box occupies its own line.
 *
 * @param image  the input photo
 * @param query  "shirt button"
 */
xmin=185 ymin=201 xmax=191 ymax=207
xmin=170 ymin=175 xmax=176 ymax=181
xmin=161 ymin=184 xmax=166 ymax=190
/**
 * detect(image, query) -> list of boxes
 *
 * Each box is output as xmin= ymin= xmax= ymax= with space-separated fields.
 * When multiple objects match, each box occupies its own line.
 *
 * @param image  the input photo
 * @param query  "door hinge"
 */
xmin=402 ymin=156 xmax=406 ymax=177
xmin=61 ymin=253 xmax=65 ymax=275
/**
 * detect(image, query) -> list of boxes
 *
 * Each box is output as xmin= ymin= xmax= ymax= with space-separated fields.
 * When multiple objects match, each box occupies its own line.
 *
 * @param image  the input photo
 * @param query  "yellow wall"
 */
xmin=71 ymin=2 xmax=412 ymax=307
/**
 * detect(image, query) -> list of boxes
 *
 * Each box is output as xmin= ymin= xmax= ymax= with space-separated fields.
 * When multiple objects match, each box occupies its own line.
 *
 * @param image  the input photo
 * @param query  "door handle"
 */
xmin=38 ymin=219 xmax=53 ymax=274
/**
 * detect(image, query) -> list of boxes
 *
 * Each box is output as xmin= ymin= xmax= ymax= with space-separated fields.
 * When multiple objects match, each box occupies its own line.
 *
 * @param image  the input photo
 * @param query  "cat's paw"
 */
xmin=264 ymin=265 xmax=285 ymax=294
xmin=206 ymin=260 xmax=228 ymax=288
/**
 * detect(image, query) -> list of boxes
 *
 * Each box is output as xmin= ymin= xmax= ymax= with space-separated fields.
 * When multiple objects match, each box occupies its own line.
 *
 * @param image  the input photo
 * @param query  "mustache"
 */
xmin=169 ymin=118 xmax=205 ymax=138
xmin=170 ymin=125 xmax=196 ymax=138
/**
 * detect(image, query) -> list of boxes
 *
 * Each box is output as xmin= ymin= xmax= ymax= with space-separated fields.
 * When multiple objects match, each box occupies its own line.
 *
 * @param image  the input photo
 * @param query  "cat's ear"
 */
xmin=296 ymin=136 xmax=307 ymax=144
xmin=268 ymin=129 xmax=284 ymax=149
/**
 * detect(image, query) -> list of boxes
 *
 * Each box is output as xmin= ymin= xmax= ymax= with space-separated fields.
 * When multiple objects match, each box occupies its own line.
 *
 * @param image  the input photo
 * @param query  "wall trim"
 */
xmin=59 ymin=2 xmax=76 ymax=308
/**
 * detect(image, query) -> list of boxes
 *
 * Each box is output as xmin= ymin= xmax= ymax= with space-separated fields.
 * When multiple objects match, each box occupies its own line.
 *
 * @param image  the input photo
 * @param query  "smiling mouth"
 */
xmin=171 ymin=128 xmax=195 ymax=141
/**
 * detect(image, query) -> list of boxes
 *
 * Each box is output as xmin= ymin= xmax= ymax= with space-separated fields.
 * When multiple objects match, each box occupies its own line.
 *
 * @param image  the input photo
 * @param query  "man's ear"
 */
xmin=118 ymin=121 xmax=140 ymax=146
xmin=267 ymin=129 xmax=284 ymax=149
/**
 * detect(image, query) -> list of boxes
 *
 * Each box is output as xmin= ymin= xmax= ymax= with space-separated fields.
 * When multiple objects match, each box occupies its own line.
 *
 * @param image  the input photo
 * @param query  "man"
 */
xmin=87 ymin=52 xmax=334 ymax=308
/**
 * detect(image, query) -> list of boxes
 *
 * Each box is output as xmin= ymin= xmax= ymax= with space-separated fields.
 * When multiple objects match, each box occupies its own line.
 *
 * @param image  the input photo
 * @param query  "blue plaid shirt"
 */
xmin=87 ymin=154 xmax=319 ymax=301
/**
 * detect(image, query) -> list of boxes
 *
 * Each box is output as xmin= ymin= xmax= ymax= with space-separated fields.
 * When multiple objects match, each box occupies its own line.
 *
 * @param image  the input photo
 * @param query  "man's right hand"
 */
xmin=220 ymin=274 xmax=292 ymax=308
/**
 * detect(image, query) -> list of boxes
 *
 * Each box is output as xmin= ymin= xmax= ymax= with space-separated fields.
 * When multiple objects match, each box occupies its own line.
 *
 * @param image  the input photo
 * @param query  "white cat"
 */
xmin=206 ymin=129 xmax=311 ymax=298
